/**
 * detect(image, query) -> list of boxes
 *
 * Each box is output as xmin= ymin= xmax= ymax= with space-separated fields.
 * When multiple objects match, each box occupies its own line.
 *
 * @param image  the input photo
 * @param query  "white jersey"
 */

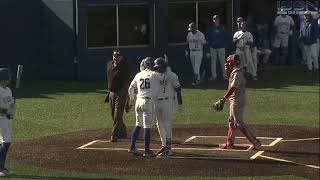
xmin=233 ymin=30 xmax=253 ymax=48
xmin=158 ymin=67 xmax=181 ymax=99
xmin=274 ymin=15 xmax=294 ymax=34
xmin=128 ymin=69 xmax=161 ymax=100
xmin=0 ymin=86 xmax=14 ymax=113
xmin=186 ymin=30 xmax=206 ymax=50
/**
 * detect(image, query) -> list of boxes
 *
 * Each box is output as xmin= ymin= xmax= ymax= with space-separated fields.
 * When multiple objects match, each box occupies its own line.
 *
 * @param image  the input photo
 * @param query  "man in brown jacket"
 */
xmin=106 ymin=50 xmax=132 ymax=142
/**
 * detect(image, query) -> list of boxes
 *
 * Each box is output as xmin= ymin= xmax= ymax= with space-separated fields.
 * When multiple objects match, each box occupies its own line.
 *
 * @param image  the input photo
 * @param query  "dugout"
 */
xmin=1 ymin=0 xmax=283 ymax=81
xmin=78 ymin=0 xmax=240 ymax=80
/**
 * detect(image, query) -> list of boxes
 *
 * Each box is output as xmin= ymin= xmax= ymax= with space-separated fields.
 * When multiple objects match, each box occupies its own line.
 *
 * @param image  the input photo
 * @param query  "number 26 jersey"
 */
xmin=128 ymin=69 xmax=161 ymax=100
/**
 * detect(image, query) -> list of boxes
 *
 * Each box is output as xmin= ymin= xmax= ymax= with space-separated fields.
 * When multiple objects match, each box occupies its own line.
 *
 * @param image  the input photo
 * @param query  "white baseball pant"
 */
xmin=273 ymin=33 xmax=289 ymax=48
xmin=135 ymin=98 xmax=154 ymax=128
xmin=303 ymin=43 xmax=319 ymax=71
xmin=317 ymin=38 xmax=320 ymax=60
xmin=190 ymin=50 xmax=203 ymax=80
xmin=236 ymin=47 xmax=257 ymax=77
xmin=155 ymin=98 xmax=173 ymax=147
xmin=0 ymin=117 xmax=12 ymax=143
xmin=210 ymin=48 xmax=226 ymax=79
xmin=251 ymin=47 xmax=258 ymax=71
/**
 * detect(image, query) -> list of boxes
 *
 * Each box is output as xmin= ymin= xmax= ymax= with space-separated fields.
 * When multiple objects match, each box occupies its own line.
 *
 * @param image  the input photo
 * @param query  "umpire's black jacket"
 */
xmin=106 ymin=59 xmax=131 ymax=93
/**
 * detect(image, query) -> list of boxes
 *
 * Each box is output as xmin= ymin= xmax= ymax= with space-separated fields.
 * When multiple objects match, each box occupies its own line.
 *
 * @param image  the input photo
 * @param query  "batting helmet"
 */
xmin=142 ymin=57 xmax=155 ymax=70
xmin=154 ymin=57 xmax=167 ymax=73
xmin=0 ymin=68 xmax=10 ymax=81
xmin=188 ymin=22 xmax=197 ymax=32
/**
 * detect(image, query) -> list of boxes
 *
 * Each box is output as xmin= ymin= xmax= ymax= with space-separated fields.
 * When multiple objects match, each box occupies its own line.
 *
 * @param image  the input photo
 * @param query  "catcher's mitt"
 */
xmin=213 ymin=98 xmax=226 ymax=111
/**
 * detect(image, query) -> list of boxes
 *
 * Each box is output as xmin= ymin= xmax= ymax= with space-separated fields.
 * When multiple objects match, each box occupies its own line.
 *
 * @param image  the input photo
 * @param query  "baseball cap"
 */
xmin=188 ymin=22 xmax=196 ymax=31
xmin=113 ymin=50 xmax=120 ymax=57
xmin=237 ymin=17 xmax=243 ymax=22
xmin=304 ymin=11 xmax=312 ymax=15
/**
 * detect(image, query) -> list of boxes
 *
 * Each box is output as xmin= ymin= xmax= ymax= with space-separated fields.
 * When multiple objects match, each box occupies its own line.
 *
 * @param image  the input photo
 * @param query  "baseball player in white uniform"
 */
xmin=273 ymin=12 xmax=294 ymax=64
xmin=127 ymin=57 xmax=161 ymax=157
xmin=186 ymin=22 xmax=206 ymax=85
xmin=233 ymin=21 xmax=257 ymax=79
xmin=0 ymin=68 xmax=15 ymax=176
xmin=153 ymin=56 xmax=183 ymax=157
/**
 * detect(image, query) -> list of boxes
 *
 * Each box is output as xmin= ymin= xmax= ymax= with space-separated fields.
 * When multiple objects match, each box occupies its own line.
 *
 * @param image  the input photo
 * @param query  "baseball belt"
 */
xmin=237 ymin=47 xmax=245 ymax=51
xmin=0 ymin=114 xmax=12 ymax=119
xmin=157 ymin=97 xmax=169 ymax=101
xmin=141 ymin=97 xmax=151 ymax=100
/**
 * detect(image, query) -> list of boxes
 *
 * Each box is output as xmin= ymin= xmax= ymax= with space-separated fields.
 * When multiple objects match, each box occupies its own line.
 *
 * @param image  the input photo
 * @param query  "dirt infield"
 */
xmin=9 ymin=124 xmax=320 ymax=179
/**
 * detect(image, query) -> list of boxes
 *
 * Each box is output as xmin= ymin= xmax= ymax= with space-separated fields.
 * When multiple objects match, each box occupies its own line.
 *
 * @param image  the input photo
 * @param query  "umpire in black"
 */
xmin=106 ymin=50 xmax=132 ymax=142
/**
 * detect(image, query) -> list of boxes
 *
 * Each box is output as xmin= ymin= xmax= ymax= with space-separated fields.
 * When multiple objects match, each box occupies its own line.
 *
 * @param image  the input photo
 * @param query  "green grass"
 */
xmin=5 ymin=66 xmax=319 ymax=179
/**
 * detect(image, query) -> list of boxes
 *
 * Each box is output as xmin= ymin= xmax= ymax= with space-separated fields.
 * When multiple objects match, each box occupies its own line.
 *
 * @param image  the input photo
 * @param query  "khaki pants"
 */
xmin=109 ymin=89 xmax=128 ymax=139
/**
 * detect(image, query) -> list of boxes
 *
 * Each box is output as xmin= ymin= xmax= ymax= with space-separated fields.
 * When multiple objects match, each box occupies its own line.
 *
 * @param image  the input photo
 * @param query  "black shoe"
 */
xmin=156 ymin=146 xmax=167 ymax=155
xmin=110 ymin=136 xmax=118 ymax=142
xmin=143 ymin=150 xmax=156 ymax=157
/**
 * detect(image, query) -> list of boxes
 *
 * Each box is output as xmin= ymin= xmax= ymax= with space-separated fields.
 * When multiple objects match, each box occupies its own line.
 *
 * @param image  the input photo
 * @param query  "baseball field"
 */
xmin=4 ymin=65 xmax=320 ymax=179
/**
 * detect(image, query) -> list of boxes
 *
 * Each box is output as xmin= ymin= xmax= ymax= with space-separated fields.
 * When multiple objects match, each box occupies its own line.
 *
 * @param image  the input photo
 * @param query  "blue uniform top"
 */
xmin=300 ymin=19 xmax=319 ymax=45
xmin=206 ymin=25 xmax=226 ymax=49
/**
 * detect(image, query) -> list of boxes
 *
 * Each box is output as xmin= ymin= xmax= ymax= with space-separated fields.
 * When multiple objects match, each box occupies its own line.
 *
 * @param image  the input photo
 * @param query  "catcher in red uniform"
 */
xmin=213 ymin=54 xmax=261 ymax=150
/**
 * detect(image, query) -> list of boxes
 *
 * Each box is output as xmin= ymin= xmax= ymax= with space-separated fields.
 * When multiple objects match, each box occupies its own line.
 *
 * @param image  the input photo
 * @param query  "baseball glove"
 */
xmin=213 ymin=98 xmax=226 ymax=111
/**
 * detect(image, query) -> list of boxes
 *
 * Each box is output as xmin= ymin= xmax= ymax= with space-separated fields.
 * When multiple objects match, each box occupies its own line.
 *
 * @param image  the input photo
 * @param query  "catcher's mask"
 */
xmin=226 ymin=54 xmax=240 ymax=68
xmin=225 ymin=54 xmax=240 ymax=79
xmin=154 ymin=57 xmax=167 ymax=73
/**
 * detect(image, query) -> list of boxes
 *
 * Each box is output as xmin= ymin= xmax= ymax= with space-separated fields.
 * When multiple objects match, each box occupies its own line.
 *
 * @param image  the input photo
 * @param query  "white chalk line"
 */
xmin=250 ymin=151 xmax=265 ymax=160
xmin=269 ymin=138 xmax=283 ymax=146
xmin=281 ymin=137 xmax=320 ymax=142
xmin=168 ymin=156 xmax=247 ymax=161
xmin=188 ymin=136 xmax=281 ymax=140
xmin=249 ymin=138 xmax=282 ymax=160
xmin=77 ymin=140 xmax=98 ymax=149
xmin=184 ymin=136 xmax=196 ymax=143
xmin=259 ymin=155 xmax=320 ymax=170
xmin=78 ymin=146 xmax=253 ymax=152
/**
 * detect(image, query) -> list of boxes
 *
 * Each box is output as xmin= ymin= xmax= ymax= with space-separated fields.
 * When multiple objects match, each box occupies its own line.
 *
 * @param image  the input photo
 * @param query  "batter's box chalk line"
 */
xmin=183 ymin=136 xmax=283 ymax=147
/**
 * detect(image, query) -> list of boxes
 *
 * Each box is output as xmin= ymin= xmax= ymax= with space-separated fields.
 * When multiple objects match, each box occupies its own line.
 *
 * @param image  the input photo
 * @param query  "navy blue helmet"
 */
xmin=154 ymin=57 xmax=167 ymax=73
xmin=142 ymin=57 xmax=155 ymax=70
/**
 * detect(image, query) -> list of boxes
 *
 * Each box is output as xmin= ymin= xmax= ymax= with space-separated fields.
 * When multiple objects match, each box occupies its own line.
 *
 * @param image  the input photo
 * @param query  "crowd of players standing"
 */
xmin=186 ymin=10 xmax=320 ymax=85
